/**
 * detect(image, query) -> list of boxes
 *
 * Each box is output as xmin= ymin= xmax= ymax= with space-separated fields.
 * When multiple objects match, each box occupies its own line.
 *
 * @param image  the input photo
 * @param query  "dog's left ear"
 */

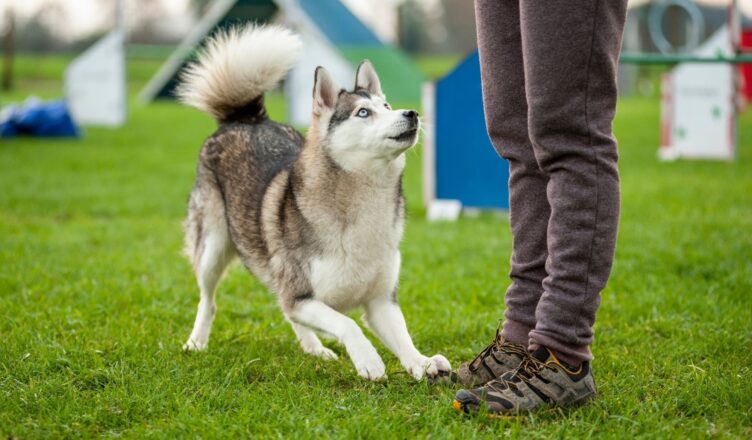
xmin=354 ymin=60 xmax=383 ymax=98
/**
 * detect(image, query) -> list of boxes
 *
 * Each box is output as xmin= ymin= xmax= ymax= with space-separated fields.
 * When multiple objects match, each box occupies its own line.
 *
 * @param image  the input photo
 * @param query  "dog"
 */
xmin=177 ymin=24 xmax=451 ymax=381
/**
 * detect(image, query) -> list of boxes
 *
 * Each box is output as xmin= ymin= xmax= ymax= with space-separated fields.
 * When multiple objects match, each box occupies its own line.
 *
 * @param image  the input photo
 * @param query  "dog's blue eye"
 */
xmin=357 ymin=108 xmax=370 ymax=118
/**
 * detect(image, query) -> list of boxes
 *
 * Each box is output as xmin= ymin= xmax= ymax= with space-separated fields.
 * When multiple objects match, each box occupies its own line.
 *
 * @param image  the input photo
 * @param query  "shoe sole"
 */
xmin=451 ymin=399 xmax=521 ymax=420
xmin=452 ymin=393 xmax=596 ymax=420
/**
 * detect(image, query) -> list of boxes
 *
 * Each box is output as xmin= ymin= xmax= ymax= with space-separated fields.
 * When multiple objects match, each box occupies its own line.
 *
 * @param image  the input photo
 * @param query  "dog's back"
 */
xmin=190 ymin=117 xmax=304 ymax=274
xmin=178 ymin=26 xmax=303 ymax=339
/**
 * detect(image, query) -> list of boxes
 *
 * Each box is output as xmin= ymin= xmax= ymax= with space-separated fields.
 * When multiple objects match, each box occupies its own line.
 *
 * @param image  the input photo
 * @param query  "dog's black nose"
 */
xmin=403 ymin=110 xmax=419 ymax=120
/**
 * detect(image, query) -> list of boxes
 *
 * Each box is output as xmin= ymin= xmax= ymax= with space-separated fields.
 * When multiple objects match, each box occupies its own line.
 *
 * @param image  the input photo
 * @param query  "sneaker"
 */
xmin=452 ymin=346 xmax=596 ymax=417
xmin=448 ymin=324 xmax=529 ymax=387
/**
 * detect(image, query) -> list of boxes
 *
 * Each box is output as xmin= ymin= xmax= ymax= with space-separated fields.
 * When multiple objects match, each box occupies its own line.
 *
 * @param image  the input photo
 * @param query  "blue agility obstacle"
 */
xmin=424 ymin=51 xmax=510 ymax=213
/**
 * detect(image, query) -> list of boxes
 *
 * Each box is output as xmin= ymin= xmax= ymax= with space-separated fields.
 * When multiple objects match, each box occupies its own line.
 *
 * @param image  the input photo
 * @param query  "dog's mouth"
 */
xmin=388 ymin=128 xmax=418 ymax=142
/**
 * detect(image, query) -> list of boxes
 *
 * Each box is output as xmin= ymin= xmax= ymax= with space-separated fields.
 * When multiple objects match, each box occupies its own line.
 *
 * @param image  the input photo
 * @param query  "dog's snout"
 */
xmin=402 ymin=110 xmax=418 ymax=120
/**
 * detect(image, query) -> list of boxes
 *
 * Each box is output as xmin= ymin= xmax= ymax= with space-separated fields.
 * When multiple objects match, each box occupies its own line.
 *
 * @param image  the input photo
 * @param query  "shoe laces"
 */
xmin=514 ymin=355 xmax=550 ymax=380
xmin=468 ymin=325 xmax=528 ymax=373
xmin=487 ymin=353 xmax=554 ymax=393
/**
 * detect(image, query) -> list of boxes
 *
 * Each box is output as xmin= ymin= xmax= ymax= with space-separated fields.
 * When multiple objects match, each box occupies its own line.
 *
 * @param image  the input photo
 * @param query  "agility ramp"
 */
xmin=137 ymin=0 xmax=423 ymax=126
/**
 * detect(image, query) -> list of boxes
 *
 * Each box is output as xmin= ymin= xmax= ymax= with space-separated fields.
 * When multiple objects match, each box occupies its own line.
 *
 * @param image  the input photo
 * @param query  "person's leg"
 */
xmin=519 ymin=0 xmax=628 ymax=364
xmin=449 ymin=0 xmax=551 ymax=388
xmin=475 ymin=0 xmax=549 ymax=348
xmin=453 ymin=0 xmax=627 ymax=416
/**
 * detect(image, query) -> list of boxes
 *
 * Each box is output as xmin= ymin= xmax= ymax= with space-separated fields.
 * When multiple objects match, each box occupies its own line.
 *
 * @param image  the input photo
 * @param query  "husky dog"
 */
xmin=177 ymin=25 xmax=451 ymax=381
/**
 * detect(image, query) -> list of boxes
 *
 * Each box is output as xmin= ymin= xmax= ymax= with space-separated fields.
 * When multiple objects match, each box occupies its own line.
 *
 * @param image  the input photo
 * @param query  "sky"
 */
xmin=1 ymin=0 xmax=750 ymax=39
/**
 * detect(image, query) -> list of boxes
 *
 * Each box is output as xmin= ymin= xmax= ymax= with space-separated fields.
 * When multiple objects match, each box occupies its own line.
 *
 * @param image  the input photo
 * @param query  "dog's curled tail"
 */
xmin=176 ymin=25 xmax=302 ymax=122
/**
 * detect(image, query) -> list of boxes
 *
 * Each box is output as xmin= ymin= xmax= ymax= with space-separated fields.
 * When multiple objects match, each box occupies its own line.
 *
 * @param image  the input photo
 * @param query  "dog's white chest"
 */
xmin=309 ymin=220 xmax=401 ymax=311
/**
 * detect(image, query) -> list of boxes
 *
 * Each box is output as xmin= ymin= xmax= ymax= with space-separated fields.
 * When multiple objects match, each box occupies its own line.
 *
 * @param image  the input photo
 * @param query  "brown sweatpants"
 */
xmin=474 ymin=0 xmax=628 ymax=363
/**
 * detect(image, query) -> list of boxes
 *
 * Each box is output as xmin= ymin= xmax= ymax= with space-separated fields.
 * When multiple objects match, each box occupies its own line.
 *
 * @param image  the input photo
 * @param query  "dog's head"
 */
xmin=310 ymin=60 xmax=419 ymax=172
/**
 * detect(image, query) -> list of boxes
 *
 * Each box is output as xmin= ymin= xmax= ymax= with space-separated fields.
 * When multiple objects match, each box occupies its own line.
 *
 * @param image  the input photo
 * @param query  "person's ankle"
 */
xmin=500 ymin=319 xmax=532 ymax=347
xmin=528 ymin=343 xmax=584 ymax=370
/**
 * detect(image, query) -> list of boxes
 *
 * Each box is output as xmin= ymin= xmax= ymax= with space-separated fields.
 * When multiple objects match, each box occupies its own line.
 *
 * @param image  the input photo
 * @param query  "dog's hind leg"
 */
xmin=183 ymin=179 xmax=235 ymax=351
xmin=287 ymin=320 xmax=338 ymax=360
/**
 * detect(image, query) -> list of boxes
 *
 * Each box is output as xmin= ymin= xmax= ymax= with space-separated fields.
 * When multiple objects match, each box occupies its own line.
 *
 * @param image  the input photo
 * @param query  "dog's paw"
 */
xmin=405 ymin=354 xmax=452 ymax=381
xmin=350 ymin=345 xmax=386 ymax=381
xmin=404 ymin=356 xmax=430 ymax=381
xmin=424 ymin=354 xmax=451 ymax=378
xmin=183 ymin=339 xmax=208 ymax=352
xmin=354 ymin=356 xmax=386 ymax=381
xmin=304 ymin=345 xmax=338 ymax=360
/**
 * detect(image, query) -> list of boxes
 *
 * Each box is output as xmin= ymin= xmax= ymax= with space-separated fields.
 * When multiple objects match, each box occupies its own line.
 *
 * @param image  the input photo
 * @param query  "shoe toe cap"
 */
xmin=454 ymin=388 xmax=482 ymax=405
xmin=456 ymin=363 xmax=489 ymax=388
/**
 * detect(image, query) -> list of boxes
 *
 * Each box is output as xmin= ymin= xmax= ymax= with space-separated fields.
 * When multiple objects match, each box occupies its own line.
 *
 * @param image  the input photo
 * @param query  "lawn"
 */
xmin=1 ymin=56 xmax=751 ymax=438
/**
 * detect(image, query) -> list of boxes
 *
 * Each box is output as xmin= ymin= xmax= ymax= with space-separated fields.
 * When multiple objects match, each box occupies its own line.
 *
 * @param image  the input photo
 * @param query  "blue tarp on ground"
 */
xmin=0 ymin=99 xmax=80 ymax=138
xmin=435 ymin=51 xmax=510 ymax=209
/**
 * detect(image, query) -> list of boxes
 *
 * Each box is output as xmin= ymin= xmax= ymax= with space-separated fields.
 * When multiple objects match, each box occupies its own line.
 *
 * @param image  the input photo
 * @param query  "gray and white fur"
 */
xmin=177 ymin=25 xmax=450 ymax=381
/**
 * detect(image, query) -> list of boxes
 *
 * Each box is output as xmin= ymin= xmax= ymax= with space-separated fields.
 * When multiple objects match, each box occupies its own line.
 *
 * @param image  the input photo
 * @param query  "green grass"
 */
xmin=3 ymin=54 xmax=163 ymax=102
xmin=1 ymin=58 xmax=751 ymax=438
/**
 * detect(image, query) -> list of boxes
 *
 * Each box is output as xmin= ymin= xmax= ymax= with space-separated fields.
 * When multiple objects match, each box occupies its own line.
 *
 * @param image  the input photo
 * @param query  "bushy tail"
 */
xmin=176 ymin=24 xmax=302 ymax=121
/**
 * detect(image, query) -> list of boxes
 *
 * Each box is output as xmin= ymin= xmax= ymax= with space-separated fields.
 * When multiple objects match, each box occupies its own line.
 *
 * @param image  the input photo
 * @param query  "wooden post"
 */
xmin=2 ymin=8 xmax=14 ymax=91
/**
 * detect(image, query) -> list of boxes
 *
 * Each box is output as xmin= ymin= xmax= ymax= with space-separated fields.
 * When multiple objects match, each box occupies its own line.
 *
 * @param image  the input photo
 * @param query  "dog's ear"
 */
xmin=313 ymin=66 xmax=339 ymax=115
xmin=354 ymin=60 xmax=383 ymax=98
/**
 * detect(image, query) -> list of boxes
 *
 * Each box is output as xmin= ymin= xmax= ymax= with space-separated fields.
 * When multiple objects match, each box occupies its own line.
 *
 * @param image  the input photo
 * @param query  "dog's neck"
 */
xmin=299 ymin=125 xmax=405 ymax=188
xmin=291 ymin=133 xmax=404 ymax=225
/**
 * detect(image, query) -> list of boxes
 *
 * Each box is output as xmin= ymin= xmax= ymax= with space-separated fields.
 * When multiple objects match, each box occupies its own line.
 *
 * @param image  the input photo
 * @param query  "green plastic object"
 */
xmin=340 ymin=46 xmax=424 ymax=102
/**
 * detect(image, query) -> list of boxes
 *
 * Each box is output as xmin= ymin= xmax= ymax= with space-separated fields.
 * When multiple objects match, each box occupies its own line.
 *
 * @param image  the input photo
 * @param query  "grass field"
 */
xmin=1 ymin=56 xmax=751 ymax=438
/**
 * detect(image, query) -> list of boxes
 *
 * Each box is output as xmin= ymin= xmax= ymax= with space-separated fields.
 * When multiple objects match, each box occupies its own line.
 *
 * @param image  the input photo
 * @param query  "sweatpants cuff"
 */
xmin=501 ymin=319 xmax=533 ymax=347
xmin=528 ymin=331 xmax=593 ymax=365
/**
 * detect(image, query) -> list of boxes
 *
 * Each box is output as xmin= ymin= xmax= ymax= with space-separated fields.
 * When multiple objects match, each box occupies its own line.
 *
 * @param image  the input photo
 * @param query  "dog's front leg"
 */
xmin=365 ymin=299 xmax=451 ymax=381
xmin=288 ymin=299 xmax=386 ymax=380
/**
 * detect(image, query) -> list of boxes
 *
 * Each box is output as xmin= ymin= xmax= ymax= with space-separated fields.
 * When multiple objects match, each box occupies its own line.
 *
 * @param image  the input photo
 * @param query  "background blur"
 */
xmin=1 ymin=1 xmax=750 ymax=438
xmin=4 ymin=0 xmax=752 ymax=101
